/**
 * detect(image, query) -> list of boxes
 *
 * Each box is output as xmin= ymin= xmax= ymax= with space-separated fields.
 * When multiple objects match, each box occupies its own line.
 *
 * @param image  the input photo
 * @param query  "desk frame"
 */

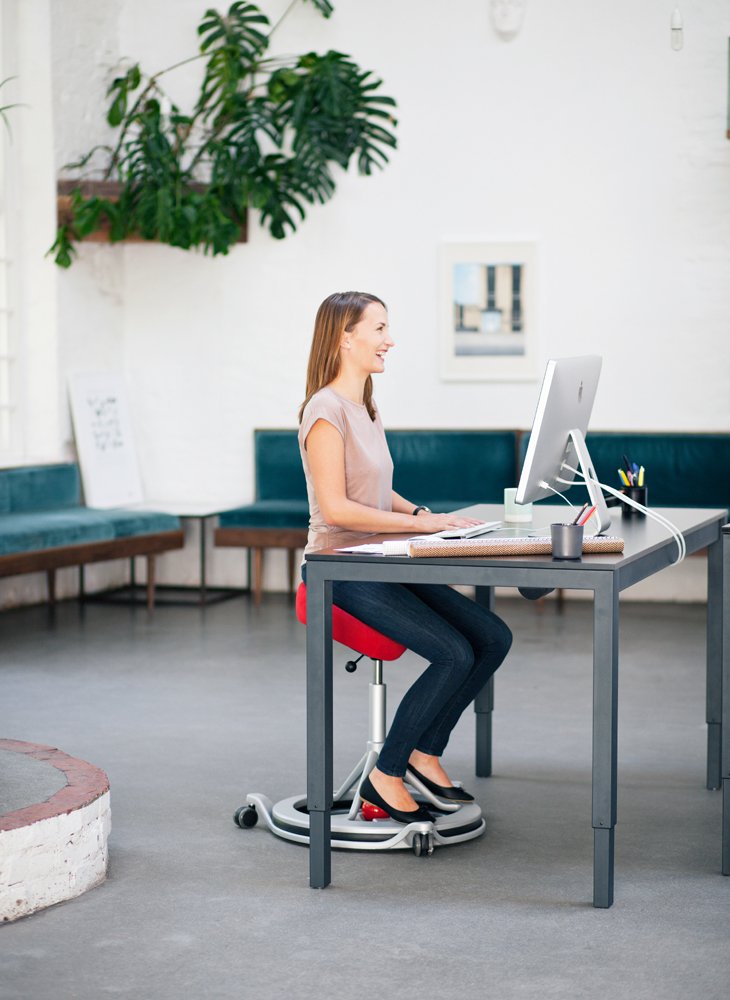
xmin=304 ymin=506 xmax=727 ymax=908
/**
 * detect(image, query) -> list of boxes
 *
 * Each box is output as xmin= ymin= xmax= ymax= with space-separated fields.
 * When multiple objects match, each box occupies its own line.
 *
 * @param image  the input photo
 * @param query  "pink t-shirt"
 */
xmin=299 ymin=386 xmax=394 ymax=556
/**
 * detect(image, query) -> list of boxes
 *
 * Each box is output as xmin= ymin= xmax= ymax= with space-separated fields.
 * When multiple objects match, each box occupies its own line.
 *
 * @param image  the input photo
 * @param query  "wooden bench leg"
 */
xmin=146 ymin=555 xmax=156 ymax=612
xmin=287 ymin=548 xmax=297 ymax=597
xmin=46 ymin=569 xmax=56 ymax=604
xmin=253 ymin=547 xmax=263 ymax=607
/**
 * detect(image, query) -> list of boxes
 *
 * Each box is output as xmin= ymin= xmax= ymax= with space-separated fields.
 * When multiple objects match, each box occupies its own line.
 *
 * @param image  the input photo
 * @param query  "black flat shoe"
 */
xmin=359 ymin=775 xmax=434 ymax=824
xmin=406 ymin=763 xmax=475 ymax=803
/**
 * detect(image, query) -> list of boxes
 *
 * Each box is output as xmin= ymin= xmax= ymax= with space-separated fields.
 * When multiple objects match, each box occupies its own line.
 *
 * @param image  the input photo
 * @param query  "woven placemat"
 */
xmin=407 ymin=535 xmax=625 ymax=558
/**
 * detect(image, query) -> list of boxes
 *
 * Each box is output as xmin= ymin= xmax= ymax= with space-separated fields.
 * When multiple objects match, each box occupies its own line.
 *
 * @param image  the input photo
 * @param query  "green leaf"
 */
xmin=106 ymin=64 xmax=142 ymax=127
xmin=301 ymin=0 xmax=335 ymax=18
xmin=47 ymin=226 xmax=76 ymax=268
xmin=107 ymin=92 xmax=127 ymax=127
xmin=197 ymin=3 xmax=270 ymax=122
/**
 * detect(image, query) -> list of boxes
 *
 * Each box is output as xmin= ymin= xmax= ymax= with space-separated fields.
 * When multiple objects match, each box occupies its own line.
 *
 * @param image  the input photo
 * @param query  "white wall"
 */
xmin=4 ymin=0 xmax=730 ymax=604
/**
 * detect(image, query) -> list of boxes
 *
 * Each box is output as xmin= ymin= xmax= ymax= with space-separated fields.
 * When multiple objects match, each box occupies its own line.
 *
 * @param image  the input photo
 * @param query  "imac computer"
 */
xmin=516 ymin=355 xmax=611 ymax=533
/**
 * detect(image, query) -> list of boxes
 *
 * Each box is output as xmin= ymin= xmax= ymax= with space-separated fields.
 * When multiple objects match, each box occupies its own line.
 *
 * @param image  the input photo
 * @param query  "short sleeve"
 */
xmin=299 ymin=391 xmax=346 ymax=450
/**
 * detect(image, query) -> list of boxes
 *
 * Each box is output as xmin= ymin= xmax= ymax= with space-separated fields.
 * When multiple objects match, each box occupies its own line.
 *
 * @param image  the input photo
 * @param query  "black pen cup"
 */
xmin=621 ymin=485 xmax=647 ymax=517
xmin=550 ymin=522 xmax=584 ymax=560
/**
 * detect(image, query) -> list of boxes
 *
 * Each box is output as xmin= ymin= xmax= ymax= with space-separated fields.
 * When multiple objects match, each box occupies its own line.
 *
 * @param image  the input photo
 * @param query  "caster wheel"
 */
xmin=412 ymin=832 xmax=427 ymax=857
xmin=234 ymin=806 xmax=258 ymax=829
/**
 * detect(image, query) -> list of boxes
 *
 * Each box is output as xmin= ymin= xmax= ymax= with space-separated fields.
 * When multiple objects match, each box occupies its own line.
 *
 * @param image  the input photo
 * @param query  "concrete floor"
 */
xmin=0 ymin=593 xmax=727 ymax=999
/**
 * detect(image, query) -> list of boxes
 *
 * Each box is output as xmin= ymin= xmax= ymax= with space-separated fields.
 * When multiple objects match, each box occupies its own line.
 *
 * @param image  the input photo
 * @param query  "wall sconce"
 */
xmin=671 ymin=8 xmax=683 ymax=51
xmin=489 ymin=0 xmax=527 ymax=42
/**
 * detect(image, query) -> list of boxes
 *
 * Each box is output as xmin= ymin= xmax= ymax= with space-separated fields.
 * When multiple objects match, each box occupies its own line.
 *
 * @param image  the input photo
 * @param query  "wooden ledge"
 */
xmin=57 ymin=179 xmax=248 ymax=244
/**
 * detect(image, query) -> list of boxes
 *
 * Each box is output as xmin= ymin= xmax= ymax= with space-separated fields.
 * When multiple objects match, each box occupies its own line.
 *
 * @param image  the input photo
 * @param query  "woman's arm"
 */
xmin=306 ymin=419 xmax=480 ymax=534
xmin=391 ymin=490 xmax=418 ymax=515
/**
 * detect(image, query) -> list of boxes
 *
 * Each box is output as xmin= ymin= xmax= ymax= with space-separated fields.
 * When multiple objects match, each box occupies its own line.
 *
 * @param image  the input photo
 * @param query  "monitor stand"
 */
xmin=562 ymin=428 xmax=612 ymax=534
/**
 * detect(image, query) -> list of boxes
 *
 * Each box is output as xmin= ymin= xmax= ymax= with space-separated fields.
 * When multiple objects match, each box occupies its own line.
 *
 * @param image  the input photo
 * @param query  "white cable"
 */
xmin=558 ymin=467 xmax=685 ymax=562
xmin=538 ymin=479 xmax=574 ymax=506
xmin=558 ymin=464 xmax=686 ymax=563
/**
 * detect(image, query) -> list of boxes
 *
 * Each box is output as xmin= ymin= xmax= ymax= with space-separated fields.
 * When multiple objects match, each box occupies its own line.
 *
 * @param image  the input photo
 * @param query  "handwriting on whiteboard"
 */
xmin=85 ymin=394 xmax=125 ymax=452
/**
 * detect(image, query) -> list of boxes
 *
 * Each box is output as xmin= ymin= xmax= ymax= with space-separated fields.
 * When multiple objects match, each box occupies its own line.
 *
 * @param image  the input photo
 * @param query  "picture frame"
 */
xmin=439 ymin=241 xmax=538 ymax=381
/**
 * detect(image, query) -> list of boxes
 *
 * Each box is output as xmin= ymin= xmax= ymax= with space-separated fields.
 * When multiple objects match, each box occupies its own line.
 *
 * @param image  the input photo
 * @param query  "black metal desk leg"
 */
xmin=707 ymin=535 xmax=723 ymax=790
xmin=474 ymin=586 xmax=495 ymax=776
xmin=721 ymin=526 xmax=730 ymax=875
xmin=306 ymin=570 xmax=333 ymax=888
xmin=592 ymin=577 xmax=619 ymax=908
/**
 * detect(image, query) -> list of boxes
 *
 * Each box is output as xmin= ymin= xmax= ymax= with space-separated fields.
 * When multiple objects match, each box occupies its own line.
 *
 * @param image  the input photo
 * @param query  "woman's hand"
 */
xmin=411 ymin=512 xmax=485 ymax=534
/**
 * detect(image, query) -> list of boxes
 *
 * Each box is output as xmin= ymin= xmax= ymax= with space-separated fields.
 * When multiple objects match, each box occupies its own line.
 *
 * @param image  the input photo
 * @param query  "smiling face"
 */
xmin=342 ymin=301 xmax=394 ymax=376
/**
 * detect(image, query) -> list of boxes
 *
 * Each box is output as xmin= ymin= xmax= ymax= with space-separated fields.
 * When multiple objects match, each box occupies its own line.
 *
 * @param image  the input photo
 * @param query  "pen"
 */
xmin=577 ymin=504 xmax=597 ymax=526
xmin=638 ymin=466 xmax=645 ymax=487
xmin=571 ymin=503 xmax=589 ymax=525
xmin=618 ymin=468 xmax=630 ymax=487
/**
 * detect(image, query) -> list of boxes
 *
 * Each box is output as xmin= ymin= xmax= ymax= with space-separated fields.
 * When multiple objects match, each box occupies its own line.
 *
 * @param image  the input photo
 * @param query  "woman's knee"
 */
xmin=443 ymin=634 xmax=476 ymax=678
xmin=499 ymin=621 xmax=514 ymax=658
xmin=485 ymin=618 xmax=513 ymax=662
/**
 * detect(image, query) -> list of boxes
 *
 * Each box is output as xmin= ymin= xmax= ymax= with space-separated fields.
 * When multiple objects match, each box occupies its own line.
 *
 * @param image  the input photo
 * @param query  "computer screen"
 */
xmin=516 ymin=355 xmax=611 ymax=532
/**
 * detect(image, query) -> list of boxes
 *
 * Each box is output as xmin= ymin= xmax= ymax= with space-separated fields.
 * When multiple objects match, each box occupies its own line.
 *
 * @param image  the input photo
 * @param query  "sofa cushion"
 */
xmin=255 ymin=431 xmax=308 ymax=501
xmin=219 ymin=500 xmax=310 ymax=530
xmin=518 ymin=432 xmax=730 ymax=510
xmin=0 ymin=510 xmax=113 ymax=556
xmin=102 ymin=509 xmax=181 ymax=538
xmin=387 ymin=430 xmax=518 ymax=506
xmin=585 ymin=433 xmax=730 ymax=509
xmin=0 ymin=507 xmax=181 ymax=556
xmin=5 ymin=464 xmax=81 ymax=513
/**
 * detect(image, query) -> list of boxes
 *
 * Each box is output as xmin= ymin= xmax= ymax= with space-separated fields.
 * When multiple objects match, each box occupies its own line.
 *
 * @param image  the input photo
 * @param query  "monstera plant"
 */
xmin=50 ymin=0 xmax=397 ymax=266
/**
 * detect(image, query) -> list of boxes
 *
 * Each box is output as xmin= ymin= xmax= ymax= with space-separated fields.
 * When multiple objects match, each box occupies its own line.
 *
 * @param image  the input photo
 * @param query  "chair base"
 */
xmin=236 ymin=655 xmax=486 ymax=854
xmin=236 ymin=791 xmax=485 ymax=855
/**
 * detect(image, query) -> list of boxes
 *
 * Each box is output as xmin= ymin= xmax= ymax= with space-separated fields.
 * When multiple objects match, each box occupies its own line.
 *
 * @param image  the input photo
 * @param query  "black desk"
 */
xmin=304 ymin=504 xmax=727 ymax=908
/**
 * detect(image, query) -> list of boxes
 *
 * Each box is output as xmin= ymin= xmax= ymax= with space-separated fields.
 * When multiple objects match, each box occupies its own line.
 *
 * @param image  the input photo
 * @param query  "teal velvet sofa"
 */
xmin=518 ymin=432 xmax=730 ymax=513
xmin=215 ymin=429 xmax=520 ymax=604
xmin=217 ymin=427 xmax=729 ymax=605
xmin=0 ymin=464 xmax=184 ymax=609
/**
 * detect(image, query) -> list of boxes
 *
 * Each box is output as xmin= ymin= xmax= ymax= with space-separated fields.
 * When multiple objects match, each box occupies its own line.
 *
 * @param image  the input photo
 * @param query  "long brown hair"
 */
xmin=298 ymin=291 xmax=386 ymax=423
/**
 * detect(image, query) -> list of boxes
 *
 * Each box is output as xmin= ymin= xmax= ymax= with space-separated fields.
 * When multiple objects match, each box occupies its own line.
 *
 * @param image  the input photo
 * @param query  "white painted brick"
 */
xmin=0 ymin=792 xmax=110 ymax=922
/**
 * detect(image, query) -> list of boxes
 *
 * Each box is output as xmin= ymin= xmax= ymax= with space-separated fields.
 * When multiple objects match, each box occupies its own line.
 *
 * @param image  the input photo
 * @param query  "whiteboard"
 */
xmin=68 ymin=373 xmax=144 ymax=508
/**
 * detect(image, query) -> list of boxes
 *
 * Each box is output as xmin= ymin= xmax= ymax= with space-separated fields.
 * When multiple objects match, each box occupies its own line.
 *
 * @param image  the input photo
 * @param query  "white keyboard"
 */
xmin=434 ymin=520 xmax=503 ymax=540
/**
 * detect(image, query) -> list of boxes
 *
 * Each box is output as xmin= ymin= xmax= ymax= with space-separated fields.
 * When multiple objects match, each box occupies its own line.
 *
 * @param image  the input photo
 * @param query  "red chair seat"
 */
xmin=296 ymin=583 xmax=406 ymax=662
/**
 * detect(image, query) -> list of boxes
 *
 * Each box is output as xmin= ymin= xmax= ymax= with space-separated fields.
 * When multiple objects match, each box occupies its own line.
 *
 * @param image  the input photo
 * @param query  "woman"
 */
xmin=298 ymin=291 xmax=513 ymax=823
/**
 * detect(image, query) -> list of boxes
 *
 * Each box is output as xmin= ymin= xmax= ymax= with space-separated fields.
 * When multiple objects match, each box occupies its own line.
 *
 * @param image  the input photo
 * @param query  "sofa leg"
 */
xmin=253 ymin=548 xmax=263 ymax=607
xmin=46 ymin=569 xmax=56 ymax=604
xmin=146 ymin=555 xmax=156 ymax=612
xmin=287 ymin=548 xmax=297 ymax=596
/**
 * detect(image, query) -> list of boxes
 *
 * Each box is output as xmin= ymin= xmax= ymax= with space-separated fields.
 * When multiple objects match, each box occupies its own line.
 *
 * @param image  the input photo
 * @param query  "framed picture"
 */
xmin=439 ymin=241 xmax=538 ymax=381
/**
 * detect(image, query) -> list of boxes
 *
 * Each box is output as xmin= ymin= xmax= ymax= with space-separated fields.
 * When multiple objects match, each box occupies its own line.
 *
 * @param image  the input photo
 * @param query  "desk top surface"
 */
xmin=305 ymin=504 xmax=726 ymax=577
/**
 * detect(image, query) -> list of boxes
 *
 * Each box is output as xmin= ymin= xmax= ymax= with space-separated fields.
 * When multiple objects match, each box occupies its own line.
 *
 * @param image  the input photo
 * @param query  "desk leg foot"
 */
xmin=707 ymin=723 xmax=721 ymax=791
xmin=309 ymin=810 xmax=331 ymax=888
xmin=475 ymin=711 xmax=492 ymax=777
xmin=722 ymin=779 xmax=730 ymax=876
xmin=593 ymin=827 xmax=615 ymax=908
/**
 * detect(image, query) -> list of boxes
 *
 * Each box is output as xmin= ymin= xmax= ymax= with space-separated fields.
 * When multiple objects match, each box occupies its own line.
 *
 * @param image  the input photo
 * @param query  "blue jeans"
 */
xmin=302 ymin=567 xmax=512 ymax=777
